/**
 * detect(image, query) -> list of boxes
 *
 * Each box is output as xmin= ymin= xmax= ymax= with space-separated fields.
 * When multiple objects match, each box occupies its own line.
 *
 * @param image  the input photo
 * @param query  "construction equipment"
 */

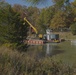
xmin=24 ymin=17 xmax=43 ymax=39
xmin=43 ymin=29 xmax=60 ymax=43
xmin=24 ymin=17 xmax=60 ymax=43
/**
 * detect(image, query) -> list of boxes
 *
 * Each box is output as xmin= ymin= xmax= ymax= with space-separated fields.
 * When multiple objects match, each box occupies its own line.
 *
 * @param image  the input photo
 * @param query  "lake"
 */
xmin=27 ymin=40 xmax=76 ymax=66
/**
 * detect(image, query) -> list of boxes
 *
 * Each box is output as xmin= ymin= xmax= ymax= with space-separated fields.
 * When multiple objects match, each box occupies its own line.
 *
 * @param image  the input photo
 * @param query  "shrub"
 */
xmin=0 ymin=46 xmax=76 ymax=75
xmin=70 ymin=23 xmax=76 ymax=35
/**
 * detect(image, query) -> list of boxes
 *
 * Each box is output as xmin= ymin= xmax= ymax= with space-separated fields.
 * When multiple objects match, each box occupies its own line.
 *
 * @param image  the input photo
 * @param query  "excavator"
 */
xmin=24 ymin=17 xmax=43 ymax=39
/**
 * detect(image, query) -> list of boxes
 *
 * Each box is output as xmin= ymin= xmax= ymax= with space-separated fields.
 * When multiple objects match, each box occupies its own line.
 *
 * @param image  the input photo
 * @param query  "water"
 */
xmin=28 ymin=43 xmax=59 ymax=57
xmin=27 ymin=41 xmax=76 ymax=65
xmin=71 ymin=40 xmax=76 ymax=45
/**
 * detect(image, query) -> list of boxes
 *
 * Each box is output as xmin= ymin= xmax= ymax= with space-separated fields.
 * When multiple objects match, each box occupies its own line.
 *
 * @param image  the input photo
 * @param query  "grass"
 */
xmin=51 ymin=41 xmax=76 ymax=66
xmin=0 ymin=45 xmax=76 ymax=75
xmin=0 ymin=31 xmax=76 ymax=75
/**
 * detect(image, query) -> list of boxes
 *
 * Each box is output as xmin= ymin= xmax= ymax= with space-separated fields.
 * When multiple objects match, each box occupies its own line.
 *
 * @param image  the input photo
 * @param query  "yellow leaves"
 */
xmin=71 ymin=1 xmax=76 ymax=7
xmin=71 ymin=1 xmax=76 ymax=15
xmin=50 ymin=11 xmax=66 ymax=29
xmin=74 ymin=18 xmax=76 ymax=22
xmin=72 ymin=8 xmax=76 ymax=15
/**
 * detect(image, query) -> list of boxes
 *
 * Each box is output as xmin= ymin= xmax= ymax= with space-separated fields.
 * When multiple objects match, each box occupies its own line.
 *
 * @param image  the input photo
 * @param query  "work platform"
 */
xmin=26 ymin=39 xmax=60 ymax=45
xmin=27 ymin=39 xmax=44 ymax=45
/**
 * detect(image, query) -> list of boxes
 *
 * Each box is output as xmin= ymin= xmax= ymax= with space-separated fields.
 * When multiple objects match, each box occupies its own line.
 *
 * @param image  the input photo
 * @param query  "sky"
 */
xmin=5 ymin=0 xmax=74 ymax=8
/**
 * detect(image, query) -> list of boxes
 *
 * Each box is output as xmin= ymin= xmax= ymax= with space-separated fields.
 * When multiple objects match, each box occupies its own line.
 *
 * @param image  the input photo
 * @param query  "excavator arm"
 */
xmin=24 ymin=17 xmax=38 ymax=34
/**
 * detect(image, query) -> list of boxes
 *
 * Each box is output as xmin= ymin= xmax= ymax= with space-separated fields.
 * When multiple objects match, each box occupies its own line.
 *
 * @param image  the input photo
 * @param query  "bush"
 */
xmin=70 ymin=23 xmax=76 ymax=35
xmin=0 ymin=46 xmax=76 ymax=75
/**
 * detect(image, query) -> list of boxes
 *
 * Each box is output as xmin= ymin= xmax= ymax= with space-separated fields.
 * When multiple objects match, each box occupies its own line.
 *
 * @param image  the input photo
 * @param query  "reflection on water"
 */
xmin=71 ymin=40 xmax=76 ymax=45
xmin=43 ymin=43 xmax=64 ymax=57
xmin=45 ymin=43 xmax=55 ymax=56
xmin=28 ymin=43 xmax=63 ymax=57
xmin=46 ymin=44 xmax=51 ymax=55
xmin=27 ymin=41 xmax=76 ymax=65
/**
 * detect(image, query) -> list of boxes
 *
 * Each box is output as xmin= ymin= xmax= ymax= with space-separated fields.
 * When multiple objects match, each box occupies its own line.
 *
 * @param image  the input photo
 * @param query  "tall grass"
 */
xmin=0 ymin=46 xmax=76 ymax=75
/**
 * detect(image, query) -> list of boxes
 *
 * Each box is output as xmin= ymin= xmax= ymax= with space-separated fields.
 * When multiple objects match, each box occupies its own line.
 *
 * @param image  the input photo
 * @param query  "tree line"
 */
xmin=25 ymin=0 xmax=76 ymax=33
xmin=0 ymin=0 xmax=76 ymax=50
xmin=0 ymin=1 xmax=29 ymax=50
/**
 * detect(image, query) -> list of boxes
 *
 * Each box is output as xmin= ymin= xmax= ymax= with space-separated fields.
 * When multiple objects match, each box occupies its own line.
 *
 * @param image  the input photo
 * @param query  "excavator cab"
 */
xmin=38 ymin=34 xmax=43 ymax=39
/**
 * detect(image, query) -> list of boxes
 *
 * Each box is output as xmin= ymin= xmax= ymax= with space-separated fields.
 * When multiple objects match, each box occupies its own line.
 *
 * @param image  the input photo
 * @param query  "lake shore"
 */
xmin=53 ymin=32 xmax=76 ymax=40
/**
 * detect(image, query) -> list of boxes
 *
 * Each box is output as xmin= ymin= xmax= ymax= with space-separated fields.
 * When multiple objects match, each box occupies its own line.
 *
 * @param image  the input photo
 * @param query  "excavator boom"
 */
xmin=24 ymin=17 xmax=38 ymax=34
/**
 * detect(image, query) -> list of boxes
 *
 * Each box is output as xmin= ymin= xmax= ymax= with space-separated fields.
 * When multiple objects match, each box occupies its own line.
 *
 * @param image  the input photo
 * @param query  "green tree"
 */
xmin=52 ymin=0 xmax=65 ymax=11
xmin=7 ymin=6 xmax=28 ymax=50
xmin=26 ymin=0 xmax=45 ymax=4
xmin=0 ymin=1 xmax=28 ymax=50
xmin=70 ymin=23 xmax=76 ymax=35
xmin=0 ymin=1 xmax=10 ymax=43
xmin=27 ymin=6 xmax=40 ymax=26
xmin=71 ymin=0 xmax=76 ymax=22
xmin=37 ymin=7 xmax=54 ymax=33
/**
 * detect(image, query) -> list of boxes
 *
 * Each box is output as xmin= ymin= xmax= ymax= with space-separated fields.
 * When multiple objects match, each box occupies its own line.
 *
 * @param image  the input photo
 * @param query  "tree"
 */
xmin=13 ymin=4 xmax=27 ymax=19
xmin=25 ymin=0 xmax=46 ymax=4
xmin=0 ymin=1 xmax=28 ymax=50
xmin=0 ymin=1 xmax=10 ymax=43
xmin=50 ymin=11 xmax=66 ymax=30
xmin=52 ymin=0 xmax=65 ymax=11
xmin=70 ymin=0 xmax=76 ymax=35
xmin=70 ymin=23 xmax=76 ymax=35
xmin=25 ymin=0 xmax=72 ymax=30
xmin=27 ymin=6 xmax=40 ymax=26
xmin=71 ymin=0 xmax=76 ymax=22
xmin=7 ymin=6 xmax=28 ymax=50
xmin=37 ymin=7 xmax=55 ymax=33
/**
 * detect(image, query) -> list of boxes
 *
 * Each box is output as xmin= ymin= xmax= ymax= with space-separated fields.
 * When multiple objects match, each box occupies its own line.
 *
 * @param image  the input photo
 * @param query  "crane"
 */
xmin=24 ymin=17 xmax=43 ymax=39
xmin=24 ymin=17 xmax=60 ymax=43
xmin=24 ymin=17 xmax=38 ymax=34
